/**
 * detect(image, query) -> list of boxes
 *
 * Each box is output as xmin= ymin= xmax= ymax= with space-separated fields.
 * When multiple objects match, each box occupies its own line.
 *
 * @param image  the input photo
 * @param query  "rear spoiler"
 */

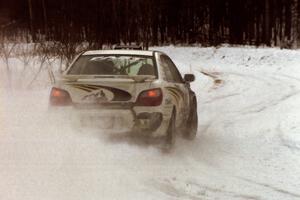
xmin=58 ymin=75 xmax=156 ymax=83
xmin=113 ymin=44 xmax=148 ymax=50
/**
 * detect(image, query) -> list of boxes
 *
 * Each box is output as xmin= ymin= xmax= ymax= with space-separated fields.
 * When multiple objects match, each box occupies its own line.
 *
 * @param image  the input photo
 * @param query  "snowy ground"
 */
xmin=1 ymin=46 xmax=300 ymax=200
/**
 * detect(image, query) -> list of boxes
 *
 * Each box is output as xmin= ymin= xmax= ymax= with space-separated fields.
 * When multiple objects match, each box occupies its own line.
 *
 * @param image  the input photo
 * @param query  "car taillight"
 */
xmin=49 ymin=87 xmax=72 ymax=106
xmin=136 ymin=88 xmax=163 ymax=106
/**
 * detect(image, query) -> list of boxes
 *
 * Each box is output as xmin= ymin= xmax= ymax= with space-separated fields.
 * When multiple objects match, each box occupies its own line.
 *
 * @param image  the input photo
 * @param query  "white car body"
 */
xmin=50 ymin=49 xmax=197 ymax=138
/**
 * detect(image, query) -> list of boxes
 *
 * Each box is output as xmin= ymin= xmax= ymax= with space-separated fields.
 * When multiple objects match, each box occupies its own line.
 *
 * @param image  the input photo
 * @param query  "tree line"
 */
xmin=0 ymin=0 xmax=299 ymax=48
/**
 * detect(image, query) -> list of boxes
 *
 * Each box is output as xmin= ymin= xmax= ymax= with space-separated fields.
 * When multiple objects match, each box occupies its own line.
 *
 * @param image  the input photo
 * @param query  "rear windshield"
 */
xmin=67 ymin=55 xmax=156 ymax=77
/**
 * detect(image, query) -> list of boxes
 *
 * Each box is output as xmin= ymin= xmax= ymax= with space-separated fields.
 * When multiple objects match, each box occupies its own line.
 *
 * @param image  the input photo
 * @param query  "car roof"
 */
xmin=82 ymin=50 xmax=155 ymax=57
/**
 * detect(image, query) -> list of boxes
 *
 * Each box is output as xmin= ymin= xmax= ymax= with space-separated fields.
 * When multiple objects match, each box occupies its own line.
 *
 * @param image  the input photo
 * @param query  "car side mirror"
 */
xmin=184 ymin=74 xmax=195 ymax=82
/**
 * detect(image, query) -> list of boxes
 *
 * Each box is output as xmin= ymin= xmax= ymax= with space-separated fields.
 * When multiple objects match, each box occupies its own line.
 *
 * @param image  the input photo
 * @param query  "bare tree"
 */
xmin=0 ymin=37 xmax=17 ymax=88
xmin=27 ymin=43 xmax=49 ymax=88
xmin=15 ymin=43 xmax=35 ymax=87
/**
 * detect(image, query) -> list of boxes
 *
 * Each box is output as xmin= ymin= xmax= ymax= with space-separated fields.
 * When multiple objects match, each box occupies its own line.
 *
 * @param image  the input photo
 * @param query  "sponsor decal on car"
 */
xmin=67 ymin=84 xmax=132 ymax=101
xmin=166 ymin=87 xmax=183 ymax=105
xmin=82 ymin=90 xmax=112 ymax=103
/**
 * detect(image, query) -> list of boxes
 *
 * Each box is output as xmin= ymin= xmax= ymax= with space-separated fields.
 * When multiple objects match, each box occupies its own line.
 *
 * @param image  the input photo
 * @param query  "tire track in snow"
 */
xmin=194 ymin=68 xmax=300 ymax=199
xmin=241 ymin=90 xmax=300 ymax=114
xmin=147 ymin=178 xmax=263 ymax=200
xmin=199 ymin=70 xmax=277 ymax=111
xmin=203 ymin=69 xmax=300 ymax=153
xmin=200 ymin=70 xmax=224 ymax=90
xmin=203 ymin=93 xmax=240 ymax=104
xmin=199 ymin=70 xmax=243 ymax=105
xmin=236 ymin=177 xmax=300 ymax=199
xmin=274 ymin=73 xmax=300 ymax=152
xmin=218 ymin=71 xmax=300 ymax=115
xmin=277 ymin=124 xmax=300 ymax=152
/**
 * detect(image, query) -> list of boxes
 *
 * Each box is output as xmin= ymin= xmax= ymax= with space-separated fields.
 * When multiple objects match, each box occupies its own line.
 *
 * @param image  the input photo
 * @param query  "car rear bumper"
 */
xmin=75 ymin=109 xmax=134 ymax=130
xmin=69 ymin=103 xmax=172 ymax=137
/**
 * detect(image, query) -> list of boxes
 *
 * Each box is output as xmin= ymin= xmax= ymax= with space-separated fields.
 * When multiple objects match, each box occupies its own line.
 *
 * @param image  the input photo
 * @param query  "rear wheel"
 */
xmin=184 ymin=99 xmax=198 ymax=140
xmin=165 ymin=110 xmax=176 ymax=147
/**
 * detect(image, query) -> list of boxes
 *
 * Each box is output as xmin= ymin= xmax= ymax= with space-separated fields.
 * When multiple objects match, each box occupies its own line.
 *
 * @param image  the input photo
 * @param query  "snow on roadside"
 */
xmin=152 ymin=46 xmax=300 ymax=199
xmin=153 ymin=46 xmax=300 ymax=148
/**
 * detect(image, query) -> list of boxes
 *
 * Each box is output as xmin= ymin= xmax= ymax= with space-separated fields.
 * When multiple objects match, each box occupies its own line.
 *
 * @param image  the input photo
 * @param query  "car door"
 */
xmin=159 ymin=54 xmax=190 ymax=126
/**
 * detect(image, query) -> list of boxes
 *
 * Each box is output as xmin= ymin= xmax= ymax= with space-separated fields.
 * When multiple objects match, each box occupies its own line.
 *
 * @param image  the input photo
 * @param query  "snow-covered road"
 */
xmin=1 ymin=46 xmax=300 ymax=199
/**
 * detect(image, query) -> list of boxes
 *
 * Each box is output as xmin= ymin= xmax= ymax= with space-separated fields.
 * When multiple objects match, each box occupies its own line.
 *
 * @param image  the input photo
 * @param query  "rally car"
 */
xmin=49 ymin=48 xmax=198 ymax=145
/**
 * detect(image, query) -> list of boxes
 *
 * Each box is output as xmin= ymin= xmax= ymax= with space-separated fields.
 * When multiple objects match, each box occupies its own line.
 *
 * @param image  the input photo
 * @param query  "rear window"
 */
xmin=67 ymin=55 xmax=156 ymax=77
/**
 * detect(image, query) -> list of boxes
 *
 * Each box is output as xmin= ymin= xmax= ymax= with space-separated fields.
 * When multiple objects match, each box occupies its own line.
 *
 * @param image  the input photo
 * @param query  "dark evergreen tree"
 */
xmin=0 ymin=0 xmax=299 ymax=48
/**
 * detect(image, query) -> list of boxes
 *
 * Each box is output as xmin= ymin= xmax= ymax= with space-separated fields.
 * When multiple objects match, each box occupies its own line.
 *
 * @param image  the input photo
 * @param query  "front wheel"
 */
xmin=184 ymin=100 xmax=198 ymax=140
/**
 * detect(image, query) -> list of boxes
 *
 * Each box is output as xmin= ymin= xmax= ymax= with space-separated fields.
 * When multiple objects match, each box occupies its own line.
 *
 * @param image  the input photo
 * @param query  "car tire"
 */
xmin=184 ymin=99 xmax=198 ymax=140
xmin=165 ymin=109 xmax=176 ymax=147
